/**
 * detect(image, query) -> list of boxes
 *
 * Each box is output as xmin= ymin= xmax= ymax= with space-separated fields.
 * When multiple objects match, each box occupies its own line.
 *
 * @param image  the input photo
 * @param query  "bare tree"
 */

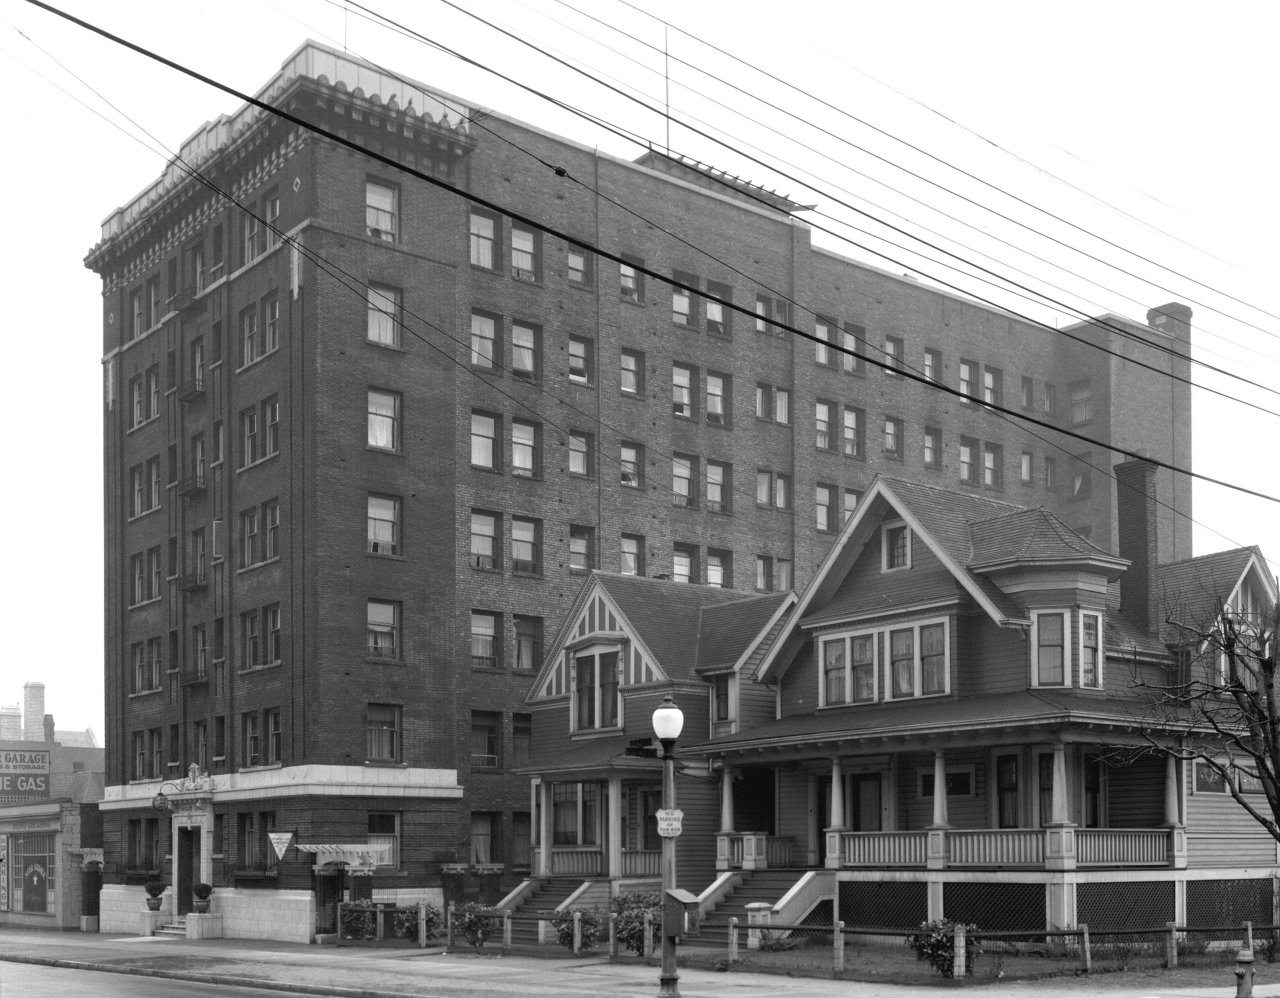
xmin=1130 ymin=598 xmax=1280 ymax=842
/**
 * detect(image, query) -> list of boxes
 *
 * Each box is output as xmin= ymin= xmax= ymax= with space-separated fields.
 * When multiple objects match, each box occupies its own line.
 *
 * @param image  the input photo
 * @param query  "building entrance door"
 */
xmin=176 ymin=827 xmax=200 ymax=915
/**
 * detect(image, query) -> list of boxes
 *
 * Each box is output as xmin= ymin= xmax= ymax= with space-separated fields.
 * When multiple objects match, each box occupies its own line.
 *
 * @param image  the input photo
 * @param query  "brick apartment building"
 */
xmin=87 ymin=42 xmax=1192 ymax=940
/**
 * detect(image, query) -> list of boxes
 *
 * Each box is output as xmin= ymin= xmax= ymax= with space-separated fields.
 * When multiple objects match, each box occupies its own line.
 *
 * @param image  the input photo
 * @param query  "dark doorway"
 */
xmin=732 ymin=767 xmax=776 ymax=835
xmin=176 ymin=827 xmax=200 ymax=915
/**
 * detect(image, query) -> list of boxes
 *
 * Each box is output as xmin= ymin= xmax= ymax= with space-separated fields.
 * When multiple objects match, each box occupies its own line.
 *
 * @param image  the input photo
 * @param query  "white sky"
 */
xmin=3 ymin=0 xmax=1278 ymax=736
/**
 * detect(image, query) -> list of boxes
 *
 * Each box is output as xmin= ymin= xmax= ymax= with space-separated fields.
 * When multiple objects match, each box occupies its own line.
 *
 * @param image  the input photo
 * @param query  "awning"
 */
xmin=294 ymin=843 xmax=389 ymax=868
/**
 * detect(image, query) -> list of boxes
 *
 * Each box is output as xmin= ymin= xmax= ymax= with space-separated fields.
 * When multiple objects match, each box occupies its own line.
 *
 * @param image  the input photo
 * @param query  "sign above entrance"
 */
xmin=268 ymin=831 xmax=294 ymax=860
xmin=0 ymin=749 xmax=50 ymax=800
xmin=656 ymin=808 xmax=683 ymax=838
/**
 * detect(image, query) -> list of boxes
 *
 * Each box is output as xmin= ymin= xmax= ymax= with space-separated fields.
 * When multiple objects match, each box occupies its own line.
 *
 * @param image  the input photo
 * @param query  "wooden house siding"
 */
xmin=899 ymin=749 xmax=988 ymax=831
xmin=776 ymin=766 xmax=812 ymax=844
xmin=738 ymin=677 xmax=777 ymax=730
xmin=673 ymin=776 xmax=720 ymax=889
xmin=1186 ymin=776 xmax=1280 ymax=867
xmin=816 ymin=525 xmax=964 ymax=624
xmin=965 ymin=615 xmax=1027 ymax=694
xmin=780 ymin=643 xmax=820 ymax=716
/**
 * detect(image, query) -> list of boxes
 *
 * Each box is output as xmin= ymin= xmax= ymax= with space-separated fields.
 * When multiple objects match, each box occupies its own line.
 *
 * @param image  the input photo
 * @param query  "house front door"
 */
xmin=849 ymin=773 xmax=881 ymax=832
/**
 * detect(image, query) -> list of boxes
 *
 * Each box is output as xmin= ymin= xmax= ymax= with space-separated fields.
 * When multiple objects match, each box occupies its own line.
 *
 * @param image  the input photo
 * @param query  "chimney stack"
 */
xmin=43 ymin=714 xmax=55 ymax=743
xmin=1147 ymin=302 xmax=1192 ymax=342
xmin=0 ymin=705 xmax=20 ymax=740
xmin=1116 ymin=460 xmax=1161 ymax=637
xmin=23 ymin=682 xmax=45 ymax=742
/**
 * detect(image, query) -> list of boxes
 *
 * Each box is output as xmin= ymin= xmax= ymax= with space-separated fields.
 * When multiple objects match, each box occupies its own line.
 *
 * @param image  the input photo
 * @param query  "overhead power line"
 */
xmin=23 ymin=0 xmax=1280 ymax=512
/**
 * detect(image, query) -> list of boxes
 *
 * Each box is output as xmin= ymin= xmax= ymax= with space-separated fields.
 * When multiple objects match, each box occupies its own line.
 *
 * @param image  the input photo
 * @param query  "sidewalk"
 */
xmin=0 ymin=926 xmax=1275 ymax=998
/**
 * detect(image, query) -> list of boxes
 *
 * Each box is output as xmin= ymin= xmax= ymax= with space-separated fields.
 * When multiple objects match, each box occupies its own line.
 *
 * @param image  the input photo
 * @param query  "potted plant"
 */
xmin=144 ymin=880 xmax=166 ymax=911
xmin=192 ymin=882 xmax=213 ymax=914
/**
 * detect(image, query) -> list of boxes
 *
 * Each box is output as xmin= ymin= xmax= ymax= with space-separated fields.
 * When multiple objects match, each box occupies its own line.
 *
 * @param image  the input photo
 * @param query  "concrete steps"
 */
xmin=155 ymin=917 xmax=187 ymax=938
xmin=698 ymin=870 xmax=806 ymax=944
xmin=507 ymin=878 xmax=585 ymax=945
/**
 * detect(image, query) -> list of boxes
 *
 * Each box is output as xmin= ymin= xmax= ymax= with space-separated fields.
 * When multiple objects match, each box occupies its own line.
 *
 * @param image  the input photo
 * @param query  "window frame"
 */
xmin=367 ymin=599 xmax=402 ymax=660
xmin=367 ymin=390 xmax=401 ymax=452
xmin=365 ymin=179 xmax=398 ymax=242
xmin=468 ymin=209 xmax=498 ymax=270
xmin=1030 ymin=610 xmax=1068 ymax=688
xmin=881 ymin=520 xmax=911 ymax=572
xmin=470 ymin=511 xmax=498 ymax=571
xmin=368 ymin=493 xmax=402 ymax=556
xmin=366 ymin=703 xmax=402 ymax=762
xmin=366 ymin=283 xmax=401 ymax=348
xmin=620 ymin=534 xmax=644 ymax=576
xmin=510 ymin=224 xmax=539 ymax=282
xmin=572 ymin=646 xmax=621 ymax=732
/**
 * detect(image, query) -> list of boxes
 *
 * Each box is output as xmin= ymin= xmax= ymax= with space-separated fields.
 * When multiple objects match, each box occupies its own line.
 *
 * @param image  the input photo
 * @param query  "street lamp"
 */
xmin=652 ymin=694 xmax=684 ymax=998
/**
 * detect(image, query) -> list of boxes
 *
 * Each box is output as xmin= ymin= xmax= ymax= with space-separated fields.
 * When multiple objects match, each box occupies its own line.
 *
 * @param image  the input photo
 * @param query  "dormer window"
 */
xmin=882 ymin=521 xmax=911 ymax=572
xmin=1030 ymin=609 xmax=1104 ymax=688
xmin=820 ymin=618 xmax=948 ymax=706
xmin=573 ymin=648 xmax=620 ymax=732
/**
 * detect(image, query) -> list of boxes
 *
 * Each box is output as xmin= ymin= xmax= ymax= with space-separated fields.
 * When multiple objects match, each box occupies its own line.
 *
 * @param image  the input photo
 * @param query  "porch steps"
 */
xmin=156 ymin=917 xmax=187 ymax=938
xmin=697 ymin=869 xmax=807 ymax=945
xmin=506 ymin=877 xmax=584 ymax=946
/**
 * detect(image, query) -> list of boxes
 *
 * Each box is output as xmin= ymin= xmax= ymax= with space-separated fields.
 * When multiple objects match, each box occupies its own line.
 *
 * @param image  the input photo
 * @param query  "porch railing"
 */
xmin=717 ymin=833 xmax=799 ymax=870
xmin=549 ymin=848 xmax=603 ymax=877
xmin=1077 ymin=828 xmax=1168 ymax=867
xmin=948 ymin=829 xmax=1044 ymax=867
xmin=766 ymin=836 xmax=797 ymax=867
xmin=841 ymin=830 xmax=929 ymax=868
xmin=621 ymin=850 xmax=660 ymax=877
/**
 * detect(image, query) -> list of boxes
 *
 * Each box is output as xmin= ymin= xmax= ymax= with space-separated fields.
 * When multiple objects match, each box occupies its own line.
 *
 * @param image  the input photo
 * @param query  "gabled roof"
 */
xmin=528 ymin=572 xmax=789 ymax=700
xmin=1158 ymin=546 xmax=1275 ymax=644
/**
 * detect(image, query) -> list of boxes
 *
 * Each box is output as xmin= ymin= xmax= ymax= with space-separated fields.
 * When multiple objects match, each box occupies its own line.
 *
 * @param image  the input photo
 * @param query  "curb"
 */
xmin=0 ymin=953 xmax=425 ymax=998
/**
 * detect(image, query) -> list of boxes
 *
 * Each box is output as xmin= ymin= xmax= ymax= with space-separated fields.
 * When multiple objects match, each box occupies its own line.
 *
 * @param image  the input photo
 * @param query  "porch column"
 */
xmin=607 ymin=777 xmax=623 ymax=879
xmin=1044 ymin=742 xmax=1077 ymax=871
xmin=716 ymin=762 xmax=735 ymax=872
xmin=825 ymin=758 xmax=844 ymax=870
xmin=1165 ymin=755 xmax=1188 ymax=869
xmin=927 ymin=749 xmax=949 ymax=870
xmin=538 ymin=780 xmax=554 ymax=877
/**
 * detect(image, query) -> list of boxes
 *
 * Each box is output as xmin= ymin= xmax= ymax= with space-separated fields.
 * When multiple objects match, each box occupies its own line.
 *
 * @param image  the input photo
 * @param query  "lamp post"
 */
xmin=652 ymin=694 xmax=684 ymax=998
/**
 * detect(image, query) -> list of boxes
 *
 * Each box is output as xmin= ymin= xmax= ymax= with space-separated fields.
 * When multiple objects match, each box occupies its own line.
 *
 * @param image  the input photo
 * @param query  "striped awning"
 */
xmin=294 ymin=843 xmax=389 ymax=865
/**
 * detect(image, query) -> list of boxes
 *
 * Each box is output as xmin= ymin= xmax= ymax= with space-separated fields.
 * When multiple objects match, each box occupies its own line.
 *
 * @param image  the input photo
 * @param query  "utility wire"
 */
xmin=23 ymin=0 xmax=1280 ymax=512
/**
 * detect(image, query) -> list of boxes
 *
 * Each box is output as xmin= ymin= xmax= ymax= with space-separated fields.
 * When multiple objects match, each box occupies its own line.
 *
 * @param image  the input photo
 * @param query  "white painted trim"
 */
xmin=1079 ymin=611 xmax=1103 ymax=689
xmin=880 ymin=519 xmax=912 ymax=573
xmin=1029 ymin=609 xmax=1070 ymax=689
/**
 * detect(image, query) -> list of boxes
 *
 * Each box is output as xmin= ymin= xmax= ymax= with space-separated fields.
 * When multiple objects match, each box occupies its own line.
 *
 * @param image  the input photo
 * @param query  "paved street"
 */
xmin=1 ymin=926 xmax=1278 ymax=998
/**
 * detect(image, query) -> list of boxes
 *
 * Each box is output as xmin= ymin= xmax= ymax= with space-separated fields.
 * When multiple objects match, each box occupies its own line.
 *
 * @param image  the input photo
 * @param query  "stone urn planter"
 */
xmin=193 ymin=882 xmax=213 ymax=914
xmin=144 ymin=880 xmax=165 ymax=911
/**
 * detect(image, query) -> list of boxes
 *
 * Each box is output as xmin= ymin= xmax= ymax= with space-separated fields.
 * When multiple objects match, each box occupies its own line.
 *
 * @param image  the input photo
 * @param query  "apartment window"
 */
xmin=959 ymin=360 xmax=975 ymax=402
xmin=366 ymin=284 xmax=400 ymax=347
xmin=672 ymin=365 xmax=694 ymax=417
xmin=959 ymin=437 xmax=977 ymax=484
xmin=755 ymin=383 xmax=768 ymax=419
xmin=982 ymin=443 xmax=1003 ymax=489
xmin=1032 ymin=611 xmax=1066 ymax=687
xmin=513 ymin=714 xmax=532 ymax=768
xmin=815 ymin=401 xmax=833 ymax=450
xmin=469 ymin=209 xmax=497 ymax=269
xmin=619 ymin=255 xmax=643 ymax=302
xmin=983 ymin=366 xmax=1002 ymax=406
xmin=754 ymin=294 xmax=770 ymax=333
xmin=241 ymin=711 xmax=261 ymax=767
xmin=365 ymin=180 xmax=397 ymax=241
xmin=471 ymin=712 xmax=501 ymax=768
xmin=814 ymin=318 xmax=833 ymax=366
xmin=1020 ymin=451 xmax=1033 ymax=485
xmin=367 ymin=600 xmax=400 ymax=659
xmin=367 ymin=494 xmax=400 ymax=555
xmin=1021 ymin=376 xmax=1034 ymax=410
xmin=924 ymin=426 xmax=941 ymax=469
xmin=574 ymin=649 xmax=620 ymax=730
xmin=243 ymin=213 xmax=263 ymax=264
xmin=707 ymin=549 xmax=730 ymax=588
xmin=620 ymin=443 xmax=643 ymax=488
xmin=510 ymin=224 xmax=538 ymax=281
xmin=1044 ymin=383 xmax=1057 ymax=417
xmin=620 ymin=350 xmax=643 ymax=395
xmin=567 ymin=247 xmax=591 ymax=286
xmin=620 ymin=534 xmax=644 ymax=576
xmin=367 ymin=390 xmax=400 ymax=451
xmin=1045 ymin=456 xmax=1058 ymax=492
xmin=239 ymin=507 xmax=260 ymax=569
xmin=265 ymin=605 xmax=281 ymax=664
xmin=511 ymin=322 xmax=539 ymax=380
xmin=239 ymin=305 xmax=261 ymax=367
xmin=757 ymin=470 xmax=791 ymax=509
xmin=366 ymin=704 xmax=401 ymax=762
xmin=672 ymin=543 xmax=698 ymax=584
xmin=924 ymin=348 xmax=941 ymax=382
xmin=842 ymin=325 xmax=864 ymax=374
xmin=706 ymin=461 xmax=730 ymax=513
xmin=755 ymin=555 xmax=773 ymax=592
xmin=470 ymin=612 xmax=499 ymax=669
xmin=883 ymin=417 xmax=904 ymax=459
xmin=130 ymin=288 xmax=145 ymax=339
xmin=843 ymin=488 xmax=862 ymax=523
xmin=568 ymin=337 xmax=592 ymax=384
xmin=569 ymin=525 xmax=594 ymax=571
xmin=777 ymin=559 xmax=793 ymax=591
xmin=368 ymin=812 xmax=400 ymax=869
xmin=883 ymin=522 xmax=911 ymax=571
xmin=672 ymin=454 xmax=696 ymax=507
xmin=843 ymin=407 xmax=864 ymax=459
xmin=193 ymin=624 xmax=208 ymax=680
xmin=514 ymin=616 xmax=542 ymax=671
xmin=671 ymin=272 xmax=694 ymax=326
xmin=816 ymin=484 xmax=834 ymax=532
xmin=470 ymin=512 xmax=497 ymax=570
xmin=706 ymin=372 xmax=728 ymax=426
xmin=1070 ymin=452 xmax=1093 ymax=498
xmin=1081 ymin=612 xmax=1102 ymax=688
xmin=1069 ymin=378 xmax=1093 ymax=425
xmin=569 ymin=432 xmax=592 ymax=476
xmin=706 ymin=280 xmax=730 ymax=335
xmin=884 ymin=335 xmax=903 ymax=375
xmin=774 ymin=388 xmax=790 ymax=424
xmin=511 ymin=421 xmax=539 ymax=478
xmin=470 ymin=312 xmax=496 ymax=369
xmin=512 ymin=518 xmax=540 ymax=575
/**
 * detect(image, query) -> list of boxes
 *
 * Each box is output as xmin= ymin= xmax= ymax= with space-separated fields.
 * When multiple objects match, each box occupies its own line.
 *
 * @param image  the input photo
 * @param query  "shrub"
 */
xmin=550 ymin=907 xmax=605 ymax=952
xmin=392 ymin=902 xmax=443 ymax=941
xmin=611 ymin=891 xmax=661 ymax=957
xmin=144 ymin=880 xmax=166 ymax=899
xmin=907 ymin=918 xmax=980 ymax=978
xmin=340 ymin=899 xmax=376 ymax=940
xmin=455 ymin=902 xmax=498 ymax=949
xmin=192 ymin=882 xmax=213 ymax=900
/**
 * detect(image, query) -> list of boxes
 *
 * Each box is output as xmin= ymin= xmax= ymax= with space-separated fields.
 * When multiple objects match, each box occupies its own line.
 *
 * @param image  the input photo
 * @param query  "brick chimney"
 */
xmin=1116 ymin=459 xmax=1161 ymax=636
xmin=0 ymin=705 xmax=20 ymax=740
xmin=23 ymin=682 xmax=44 ymax=742
xmin=43 ymin=714 xmax=55 ymax=743
xmin=1147 ymin=302 xmax=1192 ymax=341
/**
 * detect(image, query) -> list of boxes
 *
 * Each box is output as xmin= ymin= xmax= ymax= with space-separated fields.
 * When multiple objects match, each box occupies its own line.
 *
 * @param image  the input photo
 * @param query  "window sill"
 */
xmin=235 ymin=348 xmax=279 ymax=375
xmin=571 ymin=726 xmax=624 ymax=739
xmin=470 ymin=565 xmax=501 ymax=574
xmin=237 ymin=661 xmax=282 ymax=675
xmin=129 ymin=597 xmax=163 ymax=611
xmin=127 ymin=507 xmax=162 ymax=523
xmin=237 ymin=556 xmax=281 ymax=575
xmin=238 ymin=762 xmax=283 ymax=774
xmin=365 ymin=656 xmax=404 ymax=666
xmin=367 ymin=552 xmax=406 ymax=561
xmin=128 ymin=689 xmax=162 ymax=699
xmin=365 ymin=446 xmax=404 ymax=457
xmin=364 ymin=760 xmax=408 ymax=768
xmin=126 ymin=415 xmax=162 ymax=436
xmin=238 ymin=453 xmax=280 ymax=474
xmin=366 ymin=339 xmax=407 ymax=352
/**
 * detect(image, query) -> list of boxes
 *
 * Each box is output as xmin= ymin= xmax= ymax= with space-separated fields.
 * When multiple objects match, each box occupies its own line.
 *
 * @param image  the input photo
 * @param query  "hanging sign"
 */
xmin=656 ymin=808 xmax=683 ymax=838
xmin=268 ymin=831 xmax=294 ymax=860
